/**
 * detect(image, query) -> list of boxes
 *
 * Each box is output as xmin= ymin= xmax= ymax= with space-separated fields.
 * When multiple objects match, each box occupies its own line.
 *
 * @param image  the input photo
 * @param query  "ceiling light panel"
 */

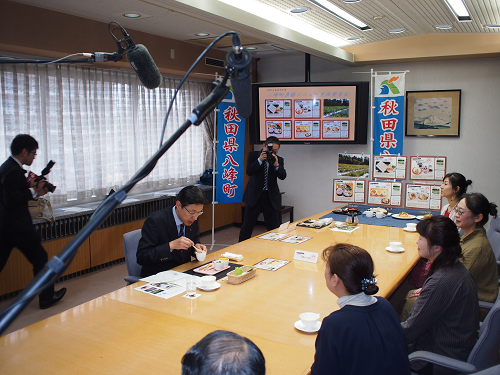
xmin=256 ymin=0 xmax=417 ymax=45
xmin=403 ymin=0 xmax=486 ymax=33
xmin=306 ymin=0 xmax=371 ymax=30
xmin=443 ymin=0 xmax=471 ymax=21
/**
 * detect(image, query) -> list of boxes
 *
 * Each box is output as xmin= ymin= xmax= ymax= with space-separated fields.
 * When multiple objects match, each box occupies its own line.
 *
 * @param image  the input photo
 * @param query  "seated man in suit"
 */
xmin=181 ymin=330 xmax=265 ymax=375
xmin=136 ymin=185 xmax=208 ymax=277
xmin=239 ymin=136 xmax=287 ymax=242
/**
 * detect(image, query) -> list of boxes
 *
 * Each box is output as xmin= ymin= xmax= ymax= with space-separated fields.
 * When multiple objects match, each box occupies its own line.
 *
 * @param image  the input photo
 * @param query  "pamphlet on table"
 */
xmin=253 ymin=258 xmax=290 ymax=271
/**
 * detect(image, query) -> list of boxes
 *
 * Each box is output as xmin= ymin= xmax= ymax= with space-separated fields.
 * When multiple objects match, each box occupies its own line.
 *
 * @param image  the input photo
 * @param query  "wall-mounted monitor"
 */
xmin=249 ymin=81 xmax=369 ymax=145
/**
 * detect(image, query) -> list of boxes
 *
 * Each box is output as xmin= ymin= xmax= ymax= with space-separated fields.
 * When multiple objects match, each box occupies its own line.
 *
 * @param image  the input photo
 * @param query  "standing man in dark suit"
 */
xmin=239 ymin=136 xmax=287 ymax=242
xmin=0 ymin=134 xmax=67 ymax=309
xmin=137 ymin=185 xmax=208 ymax=277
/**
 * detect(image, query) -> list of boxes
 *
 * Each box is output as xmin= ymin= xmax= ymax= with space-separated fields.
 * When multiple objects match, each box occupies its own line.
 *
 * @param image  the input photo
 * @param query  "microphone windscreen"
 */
xmin=231 ymin=77 xmax=252 ymax=118
xmin=226 ymin=48 xmax=252 ymax=118
xmin=126 ymin=44 xmax=162 ymax=89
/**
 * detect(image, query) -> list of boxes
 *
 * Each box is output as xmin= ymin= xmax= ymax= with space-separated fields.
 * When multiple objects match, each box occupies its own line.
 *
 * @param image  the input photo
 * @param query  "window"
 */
xmin=0 ymin=64 xmax=213 ymax=206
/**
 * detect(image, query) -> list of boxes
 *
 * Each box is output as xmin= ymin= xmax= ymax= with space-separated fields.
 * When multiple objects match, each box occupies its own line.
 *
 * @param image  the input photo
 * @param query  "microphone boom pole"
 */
xmin=0 ymin=74 xmax=231 ymax=336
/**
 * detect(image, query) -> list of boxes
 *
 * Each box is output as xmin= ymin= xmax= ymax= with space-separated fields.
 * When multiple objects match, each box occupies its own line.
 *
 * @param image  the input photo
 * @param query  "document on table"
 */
xmin=331 ymin=225 xmax=360 ymax=233
xmin=136 ymin=270 xmax=195 ymax=299
xmin=280 ymin=235 xmax=312 ymax=244
xmin=253 ymin=258 xmax=290 ymax=271
xmin=135 ymin=281 xmax=186 ymax=299
xmin=258 ymin=232 xmax=289 ymax=241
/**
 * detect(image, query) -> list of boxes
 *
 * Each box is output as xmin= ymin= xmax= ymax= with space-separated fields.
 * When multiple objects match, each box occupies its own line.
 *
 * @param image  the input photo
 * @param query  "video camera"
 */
xmin=34 ymin=160 xmax=57 ymax=193
xmin=266 ymin=142 xmax=276 ymax=164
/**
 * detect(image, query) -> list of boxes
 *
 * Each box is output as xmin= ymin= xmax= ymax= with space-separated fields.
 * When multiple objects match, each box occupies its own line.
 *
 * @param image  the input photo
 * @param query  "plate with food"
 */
xmin=193 ymin=263 xmax=230 ymax=275
xmin=393 ymin=212 xmax=416 ymax=220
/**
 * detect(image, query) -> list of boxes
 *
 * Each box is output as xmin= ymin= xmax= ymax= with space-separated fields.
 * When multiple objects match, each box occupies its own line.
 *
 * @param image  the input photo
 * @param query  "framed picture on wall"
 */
xmin=405 ymin=90 xmax=461 ymax=137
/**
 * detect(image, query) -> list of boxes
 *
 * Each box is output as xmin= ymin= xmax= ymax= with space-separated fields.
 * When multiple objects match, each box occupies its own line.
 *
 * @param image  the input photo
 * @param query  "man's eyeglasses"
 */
xmin=30 ymin=151 xmax=37 ymax=156
xmin=184 ymin=206 xmax=203 ymax=217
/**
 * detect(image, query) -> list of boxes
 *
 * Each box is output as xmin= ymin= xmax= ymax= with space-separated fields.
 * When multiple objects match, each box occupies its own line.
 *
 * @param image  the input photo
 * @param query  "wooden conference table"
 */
xmin=0 ymin=209 xmax=420 ymax=375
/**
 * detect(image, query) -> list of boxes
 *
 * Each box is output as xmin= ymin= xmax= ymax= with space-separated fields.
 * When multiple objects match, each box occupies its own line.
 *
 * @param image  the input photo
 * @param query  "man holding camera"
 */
xmin=0 ymin=134 xmax=66 ymax=309
xmin=239 ymin=136 xmax=287 ymax=242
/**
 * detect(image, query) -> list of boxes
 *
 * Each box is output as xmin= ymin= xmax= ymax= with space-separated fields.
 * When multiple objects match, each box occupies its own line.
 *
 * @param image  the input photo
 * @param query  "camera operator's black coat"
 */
xmin=0 ymin=156 xmax=54 ymax=302
xmin=239 ymin=150 xmax=286 ymax=241
xmin=243 ymin=150 xmax=286 ymax=210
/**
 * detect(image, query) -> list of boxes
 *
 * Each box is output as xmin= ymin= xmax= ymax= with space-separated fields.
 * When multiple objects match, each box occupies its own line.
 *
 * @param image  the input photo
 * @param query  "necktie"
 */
xmin=179 ymin=224 xmax=185 ymax=256
xmin=263 ymin=161 xmax=268 ymax=191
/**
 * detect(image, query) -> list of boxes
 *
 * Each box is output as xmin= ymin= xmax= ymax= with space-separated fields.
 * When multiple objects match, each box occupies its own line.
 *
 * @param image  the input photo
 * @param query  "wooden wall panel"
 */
xmin=43 ymin=237 xmax=91 ymax=276
xmin=0 ymin=238 xmax=89 ymax=296
xmin=198 ymin=203 xmax=239 ymax=232
xmin=89 ymin=220 xmax=145 ymax=267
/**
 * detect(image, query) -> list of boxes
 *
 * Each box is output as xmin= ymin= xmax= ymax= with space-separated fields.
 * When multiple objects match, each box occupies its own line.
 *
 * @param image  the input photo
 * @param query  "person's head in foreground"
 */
xmin=322 ymin=243 xmax=379 ymax=297
xmin=416 ymin=215 xmax=461 ymax=274
xmin=181 ymin=330 xmax=265 ymax=375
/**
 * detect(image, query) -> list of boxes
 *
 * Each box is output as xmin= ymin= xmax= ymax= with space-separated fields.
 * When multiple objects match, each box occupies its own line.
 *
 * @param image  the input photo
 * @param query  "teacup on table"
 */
xmin=213 ymin=260 xmax=224 ymax=271
xmin=196 ymin=250 xmax=207 ymax=261
xmin=389 ymin=241 xmax=402 ymax=251
xmin=299 ymin=312 xmax=320 ymax=329
xmin=376 ymin=211 xmax=385 ymax=219
xmin=405 ymin=223 xmax=417 ymax=231
xmin=200 ymin=275 xmax=216 ymax=289
xmin=365 ymin=211 xmax=374 ymax=218
xmin=220 ymin=258 xmax=229 ymax=268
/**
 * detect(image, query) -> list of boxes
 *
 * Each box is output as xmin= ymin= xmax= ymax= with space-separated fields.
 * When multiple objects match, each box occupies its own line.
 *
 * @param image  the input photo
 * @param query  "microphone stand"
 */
xmin=0 ymin=73 xmax=230 ymax=336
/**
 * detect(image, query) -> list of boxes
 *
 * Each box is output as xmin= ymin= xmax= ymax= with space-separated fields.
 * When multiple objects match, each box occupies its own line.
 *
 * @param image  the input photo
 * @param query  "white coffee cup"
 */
xmin=389 ymin=241 xmax=402 ymax=251
xmin=196 ymin=251 xmax=207 ymax=261
xmin=299 ymin=312 xmax=320 ymax=329
xmin=406 ymin=223 xmax=417 ymax=231
xmin=365 ymin=211 xmax=374 ymax=218
xmin=200 ymin=275 xmax=216 ymax=288
xmin=220 ymin=258 xmax=229 ymax=268
xmin=213 ymin=260 xmax=224 ymax=271
xmin=376 ymin=211 xmax=385 ymax=219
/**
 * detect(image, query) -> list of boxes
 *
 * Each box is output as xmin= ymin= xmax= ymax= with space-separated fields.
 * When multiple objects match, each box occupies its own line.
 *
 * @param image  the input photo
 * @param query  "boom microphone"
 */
xmin=126 ymin=44 xmax=163 ymax=89
xmin=226 ymin=33 xmax=252 ymax=118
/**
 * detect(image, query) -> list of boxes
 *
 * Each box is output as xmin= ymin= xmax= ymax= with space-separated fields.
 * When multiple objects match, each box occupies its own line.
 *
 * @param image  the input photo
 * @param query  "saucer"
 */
xmin=386 ymin=246 xmax=405 ymax=253
xmin=404 ymin=227 xmax=417 ymax=232
xmin=294 ymin=320 xmax=321 ymax=333
xmin=197 ymin=281 xmax=221 ymax=291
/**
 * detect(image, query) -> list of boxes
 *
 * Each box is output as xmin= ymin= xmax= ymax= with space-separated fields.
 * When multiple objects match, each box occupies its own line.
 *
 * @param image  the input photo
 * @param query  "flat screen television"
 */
xmin=249 ymin=81 xmax=369 ymax=144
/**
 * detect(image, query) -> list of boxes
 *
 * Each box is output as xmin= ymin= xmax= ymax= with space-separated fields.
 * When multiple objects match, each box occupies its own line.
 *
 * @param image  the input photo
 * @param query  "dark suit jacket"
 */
xmin=242 ymin=150 xmax=286 ymax=211
xmin=137 ymin=205 xmax=200 ymax=277
xmin=0 ymin=157 xmax=35 ymax=232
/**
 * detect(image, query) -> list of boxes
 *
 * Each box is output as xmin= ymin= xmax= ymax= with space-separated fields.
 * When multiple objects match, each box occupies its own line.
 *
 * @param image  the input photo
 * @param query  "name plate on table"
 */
xmin=293 ymin=250 xmax=319 ymax=263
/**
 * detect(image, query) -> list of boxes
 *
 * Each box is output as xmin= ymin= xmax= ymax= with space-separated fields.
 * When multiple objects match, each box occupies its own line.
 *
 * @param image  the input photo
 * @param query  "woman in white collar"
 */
xmin=311 ymin=244 xmax=410 ymax=375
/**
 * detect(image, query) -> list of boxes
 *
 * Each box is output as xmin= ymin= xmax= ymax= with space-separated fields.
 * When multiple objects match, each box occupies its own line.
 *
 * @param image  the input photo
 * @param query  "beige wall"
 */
xmin=256 ymin=55 xmax=500 ymax=222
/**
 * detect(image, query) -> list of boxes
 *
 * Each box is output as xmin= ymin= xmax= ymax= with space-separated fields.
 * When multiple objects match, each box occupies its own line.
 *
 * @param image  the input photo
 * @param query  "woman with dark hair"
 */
xmin=401 ymin=216 xmax=479 ymax=375
xmin=455 ymin=192 xmax=498 ymax=319
xmin=409 ymin=173 xmax=472 ymax=288
xmin=440 ymin=172 xmax=472 ymax=221
xmin=311 ymin=244 xmax=410 ymax=375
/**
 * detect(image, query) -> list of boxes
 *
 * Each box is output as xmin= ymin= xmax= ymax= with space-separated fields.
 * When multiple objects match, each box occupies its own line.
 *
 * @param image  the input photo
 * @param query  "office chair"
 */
xmin=408 ymin=293 xmax=500 ymax=374
xmin=486 ymin=216 xmax=500 ymax=284
xmin=123 ymin=229 xmax=142 ymax=284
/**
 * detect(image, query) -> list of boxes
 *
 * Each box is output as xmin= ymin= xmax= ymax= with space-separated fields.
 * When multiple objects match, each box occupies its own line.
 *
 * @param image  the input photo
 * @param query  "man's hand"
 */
xmin=34 ymin=178 xmax=48 ymax=196
xmin=272 ymin=155 xmax=279 ymax=168
xmin=196 ymin=244 xmax=208 ymax=253
xmin=170 ymin=236 xmax=195 ymax=250
xmin=259 ymin=150 xmax=267 ymax=162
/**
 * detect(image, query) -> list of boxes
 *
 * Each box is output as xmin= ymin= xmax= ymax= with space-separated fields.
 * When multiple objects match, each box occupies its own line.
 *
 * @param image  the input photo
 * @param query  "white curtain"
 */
xmin=0 ymin=64 xmax=213 ymax=206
